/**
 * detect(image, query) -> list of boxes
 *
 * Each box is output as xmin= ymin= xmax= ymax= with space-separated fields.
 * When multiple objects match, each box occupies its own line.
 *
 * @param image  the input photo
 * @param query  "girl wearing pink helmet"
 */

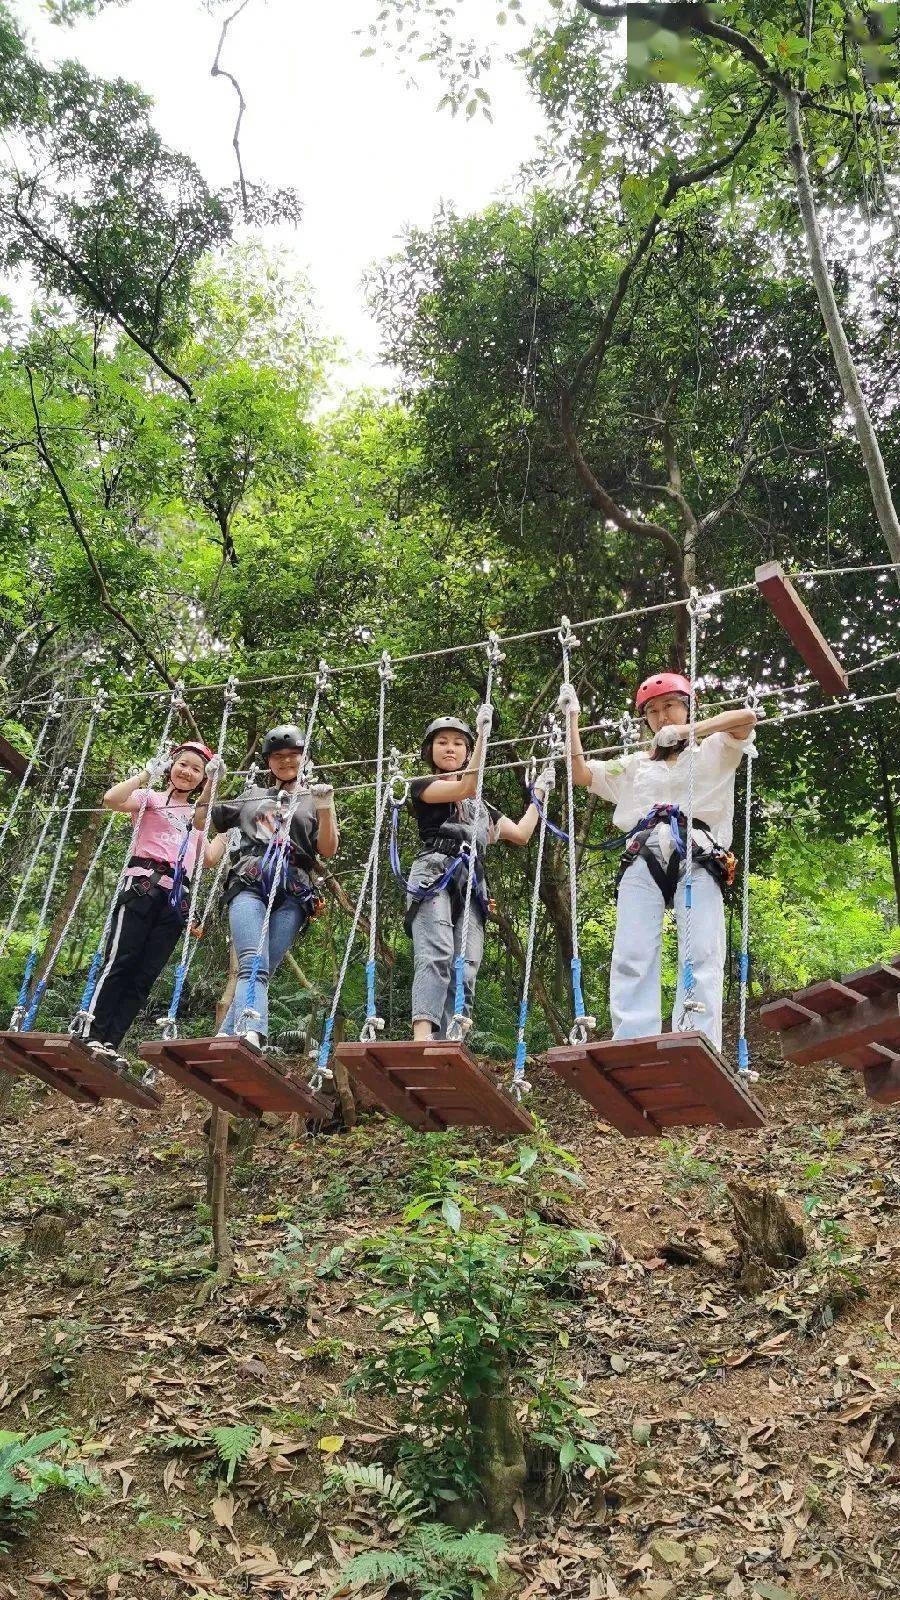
xmin=561 ymin=675 xmax=756 ymax=1052
xmin=84 ymin=740 xmax=224 ymax=1065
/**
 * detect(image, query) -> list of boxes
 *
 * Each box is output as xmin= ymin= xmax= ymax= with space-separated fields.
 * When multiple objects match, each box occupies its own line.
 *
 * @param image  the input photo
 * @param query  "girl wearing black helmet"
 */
xmin=407 ymin=712 xmax=551 ymax=1042
xmin=208 ymin=723 xmax=339 ymax=1048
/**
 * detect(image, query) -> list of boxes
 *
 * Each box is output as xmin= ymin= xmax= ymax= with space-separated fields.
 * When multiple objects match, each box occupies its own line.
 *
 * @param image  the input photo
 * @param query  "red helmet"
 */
xmin=635 ymin=673 xmax=693 ymax=712
xmin=171 ymin=740 xmax=214 ymax=764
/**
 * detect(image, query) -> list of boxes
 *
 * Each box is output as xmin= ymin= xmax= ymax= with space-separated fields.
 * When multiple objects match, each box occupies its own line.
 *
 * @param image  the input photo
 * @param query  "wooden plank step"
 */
xmin=840 ymin=962 xmax=900 ymax=1001
xmin=0 ymin=1032 xmax=160 ymax=1110
xmin=777 ymin=993 xmax=900 ymax=1066
xmin=334 ymin=1040 xmax=533 ymax=1134
xmin=864 ymin=1059 xmax=900 ymax=1104
xmin=139 ymin=1037 xmax=333 ymax=1121
xmin=835 ymin=1040 xmax=900 ymax=1073
xmin=755 ymin=561 xmax=849 ymax=696
xmin=544 ymin=1032 xmax=765 ymax=1138
xmin=759 ymin=996 xmax=819 ymax=1033
xmin=793 ymin=979 xmax=866 ymax=1016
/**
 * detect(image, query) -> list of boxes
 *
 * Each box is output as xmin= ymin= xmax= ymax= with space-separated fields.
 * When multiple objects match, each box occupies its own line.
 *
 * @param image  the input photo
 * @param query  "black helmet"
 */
xmin=421 ymin=716 xmax=474 ymax=764
xmin=261 ymin=723 xmax=306 ymax=758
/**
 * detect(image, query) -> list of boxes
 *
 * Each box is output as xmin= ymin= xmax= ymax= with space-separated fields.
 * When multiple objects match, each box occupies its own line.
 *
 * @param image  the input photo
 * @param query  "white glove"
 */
xmin=557 ymin=683 xmax=580 ymax=716
xmin=651 ymin=724 xmax=683 ymax=752
xmin=476 ymin=703 xmax=494 ymax=733
xmin=311 ymin=781 xmax=335 ymax=810
xmin=145 ymin=756 xmax=167 ymax=784
xmin=205 ymin=755 xmax=227 ymax=782
xmin=533 ymin=764 xmax=555 ymax=799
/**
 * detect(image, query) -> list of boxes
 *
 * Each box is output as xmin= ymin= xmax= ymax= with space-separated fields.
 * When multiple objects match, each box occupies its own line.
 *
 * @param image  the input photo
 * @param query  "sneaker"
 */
xmin=242 ymin=1030 xmax=263 ymax=1051
xmin=140 ymin=1066 xmax=158 ymax=1090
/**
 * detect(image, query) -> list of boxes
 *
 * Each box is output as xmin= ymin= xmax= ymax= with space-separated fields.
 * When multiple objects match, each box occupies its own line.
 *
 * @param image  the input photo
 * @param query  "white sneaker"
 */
xmin=243 ymin=1030 xmax=262 ymax=1051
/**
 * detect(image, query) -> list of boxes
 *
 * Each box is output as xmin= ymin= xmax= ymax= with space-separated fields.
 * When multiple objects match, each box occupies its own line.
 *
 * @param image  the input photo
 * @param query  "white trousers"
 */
xmin=610 ymin=854 xmax=726 ymax=1050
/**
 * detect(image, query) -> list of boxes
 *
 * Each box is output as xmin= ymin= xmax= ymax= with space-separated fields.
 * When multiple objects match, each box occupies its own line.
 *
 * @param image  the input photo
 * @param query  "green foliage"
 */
xmin=326 ymin=1459 xmax=427 ymax=1523
xmin=209 ymin=1424 xmax=259 ymax=1484
xmin=0 ymin=1429 xmax=100 ymax=1551
xmin=333 ymin=1520 xmax=507 ymax=1600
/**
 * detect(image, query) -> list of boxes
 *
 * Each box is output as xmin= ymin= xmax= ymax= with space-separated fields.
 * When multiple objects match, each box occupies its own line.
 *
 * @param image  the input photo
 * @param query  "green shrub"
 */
xmin=0 ymin=1429 xmax=101 ymax=1550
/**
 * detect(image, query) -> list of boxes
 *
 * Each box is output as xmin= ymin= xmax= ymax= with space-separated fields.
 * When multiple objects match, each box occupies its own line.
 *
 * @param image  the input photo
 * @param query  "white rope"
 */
xmin=736 ymin=689 xmax=758 ymax=1079
xmin=0 ymin=692 xmax=62 ymax=856
xmin=513 ymin=719 xmax=563 ymax=1092
xmin=361 ymin=653 xmax=393 ymax=1043
xmin=0 ymin=765 xmax=74 ymax=961
xmin=558 ymin=619 xmax=595 ymax=1046
xmin=678 ymin=591 xmax=702 ymax=1031
xmin=22 ymin=812 xmax=118 ymax=1031
xmin=446 ymin=633 xmax=503 ymax=1042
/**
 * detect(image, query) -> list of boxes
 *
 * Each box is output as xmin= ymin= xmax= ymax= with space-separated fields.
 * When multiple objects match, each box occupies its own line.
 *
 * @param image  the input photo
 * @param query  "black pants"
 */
xmin=88 ymin=885 xmax=184 ymax=1048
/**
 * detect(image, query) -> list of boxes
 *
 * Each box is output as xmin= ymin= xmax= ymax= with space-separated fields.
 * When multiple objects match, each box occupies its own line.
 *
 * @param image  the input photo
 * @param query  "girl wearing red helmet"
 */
xmin=84 ymin=740 xmax=224 ymax=1062
xmin=562 ymin=676 xmax=756 ymax=1051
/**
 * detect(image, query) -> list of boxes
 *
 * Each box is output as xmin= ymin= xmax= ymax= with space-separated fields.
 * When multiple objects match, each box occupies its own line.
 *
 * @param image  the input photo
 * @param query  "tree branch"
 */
xmin=211 ymin=0 xmax=254 ymax=219
xmin=576 ymin=0 xmax=781 ymax=83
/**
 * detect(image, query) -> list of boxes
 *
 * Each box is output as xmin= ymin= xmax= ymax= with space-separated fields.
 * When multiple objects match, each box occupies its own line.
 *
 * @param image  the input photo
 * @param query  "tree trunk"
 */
xmin=467 ymin=1380 xmax=528 ymax=1531
xmin=783 ymin=87 xmax=900 ymax=576
xmin=871 ymin=711 xmax=900 ymax=922
xmin=201 ymin=943 xmax=239 ymax=1294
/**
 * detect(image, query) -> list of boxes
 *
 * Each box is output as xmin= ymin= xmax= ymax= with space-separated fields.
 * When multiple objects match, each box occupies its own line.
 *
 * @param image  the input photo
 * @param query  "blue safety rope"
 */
xmin=528 ymin=787 xmax=686 ymax=858
xmin=388 ymin=802 xmax=470 ymax=902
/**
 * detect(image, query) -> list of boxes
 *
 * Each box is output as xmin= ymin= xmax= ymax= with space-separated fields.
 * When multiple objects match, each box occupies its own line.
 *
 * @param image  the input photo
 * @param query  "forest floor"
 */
xmin=2 ymin=1017 xmax=900 ymax=1600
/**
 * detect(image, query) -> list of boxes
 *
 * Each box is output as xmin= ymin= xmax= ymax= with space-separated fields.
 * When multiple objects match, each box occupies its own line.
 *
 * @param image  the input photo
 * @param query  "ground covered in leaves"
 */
xmin=2 ymin=1021 xmax=900 ymax=1600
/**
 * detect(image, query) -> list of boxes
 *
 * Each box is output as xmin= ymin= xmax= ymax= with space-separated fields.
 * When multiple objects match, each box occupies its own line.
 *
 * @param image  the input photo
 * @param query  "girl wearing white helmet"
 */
xmin=407 ymin=714 xmax=551 ymax=1042
xmin=208 ymin=723 xmax=339 ymax=1049
xmin=561 ymin=674 xmax=756 ymax=1051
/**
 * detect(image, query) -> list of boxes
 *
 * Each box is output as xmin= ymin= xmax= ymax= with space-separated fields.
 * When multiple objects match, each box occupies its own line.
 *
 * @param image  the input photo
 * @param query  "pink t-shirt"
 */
xmin=124 ymin=789 xmax=201 ymax=881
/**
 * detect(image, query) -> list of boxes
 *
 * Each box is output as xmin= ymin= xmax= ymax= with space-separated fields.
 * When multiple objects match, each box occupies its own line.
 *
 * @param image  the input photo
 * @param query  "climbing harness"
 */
xmin=0 ymin=692 xmax=62 ymax=856
xmin=314 ymin=764 xmax=405 ymax=1089
xmin=9 ymin=686 xmax=105 ymax=1031
xmin=512 ymin=720 xmax=563 ymax=1096
xmin=446 ymin=633 xmax=504 ymax=1042
xmin=233 ymin=663 xmax=329 ymax=1041
xmin=612 ymin=805 xmax=736 ymax=905
xmin=736 ymin=688 xmax=759 ymax=1079
xmin=558 ymin=618 xmax=596 ymax=1047
xmin=361 ymin=653 xmax=394 ymax=1044
xmin=71 ymin=685 xmax=185 ymax=1038
xmin=160 ymin=678 xmax=238 ymax=1041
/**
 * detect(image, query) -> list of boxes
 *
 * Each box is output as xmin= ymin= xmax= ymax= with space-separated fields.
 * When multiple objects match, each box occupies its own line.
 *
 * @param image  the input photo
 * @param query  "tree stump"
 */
xmin=24 ymin=1212 xmax=69 ymax=1258
xmin=467 ymin=1386 xmax=527 ymax=1531
xmin=727 ymin=1179 xmax=807 ymax=1290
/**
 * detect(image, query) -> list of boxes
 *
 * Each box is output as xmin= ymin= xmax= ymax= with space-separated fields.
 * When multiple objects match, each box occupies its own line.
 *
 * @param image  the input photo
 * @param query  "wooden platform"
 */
xmin=0 ymin=1032 xmax=162 ymax=1111
xmin=543 ymin=1031 xmax=765 ymax=1137
xmin=139 ymin=1036 xmax=334 ymax=1121
xmin=755 ymin=561 xmax=848 ymax=696
xmin=334 ymin=1039 xmax=534 ymax=1134
xmin=759 ymin=958 xmax=900 ymax=1103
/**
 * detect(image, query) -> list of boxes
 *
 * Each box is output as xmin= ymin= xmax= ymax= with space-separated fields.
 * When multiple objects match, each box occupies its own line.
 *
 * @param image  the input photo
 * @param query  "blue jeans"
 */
xmin=408 ymin=853 xmax=486 ymax=1036
xmin=219 ymin=890 xmax=307 ymax=1039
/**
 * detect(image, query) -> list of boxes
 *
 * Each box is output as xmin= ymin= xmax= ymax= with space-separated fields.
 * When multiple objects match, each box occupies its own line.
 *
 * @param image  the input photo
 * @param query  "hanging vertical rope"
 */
xmin=72 ymin=684 xmax=185 ymax=1036
xmin=618 ymin=708 xmax=640 ymax=753
xmin=736 ymin=688 xmax=759 ymax=1077
xmin=558 ymin=618 xmax=595 ymax=1046
xmin=0 ymin=765 xmax=74 ymax=962
xmin=447 ymin=633 xmax=504 ymax=1042
xmin=679 ymin=589 xmax=702 ymax=1029
xmin=0 ymin=691 xmax=62 ymax=857
xmin=512 ymin=719 xmax=562 ymax=1093
xmin=361 ymin=652 xmax=393 ymax=1043
xmin=10 ymin=686 xmax=105 ymax=1029
xmin=161 ymin=678 xmax=239 ymax=1038
xmin=234 ymin=662 xmax=330 ymax=1038
xmin=22 ymin=813 xmax=118 ymax=1032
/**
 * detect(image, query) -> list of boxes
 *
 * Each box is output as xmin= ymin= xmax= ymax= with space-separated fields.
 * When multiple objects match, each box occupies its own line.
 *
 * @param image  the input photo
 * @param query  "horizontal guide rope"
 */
xmin=13 ymin=561 xmax=897 ymax=711
xmin=22 ymin=687 xmax=899 ymax=814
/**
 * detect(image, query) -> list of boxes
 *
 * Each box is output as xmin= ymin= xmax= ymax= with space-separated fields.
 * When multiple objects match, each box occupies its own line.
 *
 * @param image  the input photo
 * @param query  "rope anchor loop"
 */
xmin=158 ymin=1016 xmax=178 ymax=1043
xmin=568 ymin=1016 xmax=595 ymax=1048
xmin=557 ymin=615 xmax=579 ymax=652
xmin=360 ymin=1014 xmax=385 ymax=1044
xmin=378 ymin=650 xmax=395 ymax=685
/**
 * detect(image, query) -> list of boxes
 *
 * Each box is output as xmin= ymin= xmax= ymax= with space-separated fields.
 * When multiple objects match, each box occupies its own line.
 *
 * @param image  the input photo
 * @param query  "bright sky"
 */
xmin=25 ymin=0 xmax=545 ymax=388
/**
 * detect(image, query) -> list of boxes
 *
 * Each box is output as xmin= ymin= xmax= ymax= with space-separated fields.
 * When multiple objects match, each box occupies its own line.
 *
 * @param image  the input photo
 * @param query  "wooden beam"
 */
xmin=778 ymin=993 xmax=900 ymax=1066
xmin=755 ymin=561 xmax=849 ymax=697
xmin=0 ymin=734 xmax=31 ymax=782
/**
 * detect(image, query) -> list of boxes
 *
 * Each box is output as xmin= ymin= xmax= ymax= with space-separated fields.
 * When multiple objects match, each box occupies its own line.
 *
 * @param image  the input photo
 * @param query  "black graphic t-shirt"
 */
xmin=211 ymin=785 xmax=319 ymax=902
xmin=409 ymin=775 xmax=501 ymax=858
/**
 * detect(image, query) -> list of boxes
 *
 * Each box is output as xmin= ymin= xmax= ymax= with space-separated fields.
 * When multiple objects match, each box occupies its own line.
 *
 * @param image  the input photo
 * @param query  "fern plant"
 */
xmin=0 ymin=1429 xmax=99 ymax=1551
xmin=332 ymin=1520 xmax=506 ymax=1600
xmin=326 ymin=1459 xmax=426 ymax=1524
xmin=210 ymin=1424 xmax=258 ymax=1484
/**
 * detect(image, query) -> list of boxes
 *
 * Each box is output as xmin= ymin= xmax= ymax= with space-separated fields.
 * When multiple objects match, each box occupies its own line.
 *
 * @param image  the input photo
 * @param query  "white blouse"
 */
xmin=587 ymin=731 xmax=754 ymax=859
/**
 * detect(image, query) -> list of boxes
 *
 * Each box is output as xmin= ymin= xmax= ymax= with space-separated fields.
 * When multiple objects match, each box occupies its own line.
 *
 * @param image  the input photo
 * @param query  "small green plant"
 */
xmin=210 ymin=1424 xmax=258 ymax=1484
xmin=0 ymin=1429 xmax=101 ymax=1551
xmin=529 ymin=1372 xmax=617 ymax=1477
xmin=321 ymin=1171 xmax=351 ymax=1219
xmin=332 ymin=1522 xmax=506 ymax=1600
xmin=326 ymin=1459 xmax=426 ymax=1523
xmin=41 ymin=1318 xmax=91 ymax=1388
xmin=660 ymin=1138 xmax=720 ymax=1192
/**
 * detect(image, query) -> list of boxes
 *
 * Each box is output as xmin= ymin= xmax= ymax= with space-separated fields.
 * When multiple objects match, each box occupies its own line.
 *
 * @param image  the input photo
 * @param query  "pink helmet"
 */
xmin=635 ymin=672 xmax=693 ymax=712
xmin=172 ymin=740 xmax=214 ymax=764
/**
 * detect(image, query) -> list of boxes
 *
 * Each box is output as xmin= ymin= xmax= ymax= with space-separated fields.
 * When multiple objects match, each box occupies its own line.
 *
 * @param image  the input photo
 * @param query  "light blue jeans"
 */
xmin=408 ymin=852 xmax=486 ymax=1036
xmin=612 ymin=847 xmax=726 ymax=1049
xmin=219 ymin=890 xmax=307 ymax=1039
